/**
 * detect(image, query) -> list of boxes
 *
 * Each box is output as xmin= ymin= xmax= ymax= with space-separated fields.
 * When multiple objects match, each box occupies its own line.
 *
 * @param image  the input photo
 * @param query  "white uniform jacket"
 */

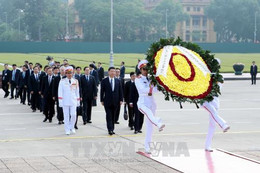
xmin=58 ymin=78 xmax=80 ymax=107
xmin=135 ymin=75 xmax=158 ymax=108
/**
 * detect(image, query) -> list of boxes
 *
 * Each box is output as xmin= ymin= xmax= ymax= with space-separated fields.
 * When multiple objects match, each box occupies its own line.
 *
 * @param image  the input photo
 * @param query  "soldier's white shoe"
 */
xmin=145 ymin=148 xmax=151 ymax=154
xmin=158 ymin=123 xmax=165 ymax=132
xmin=71 ymin=129 xmax=76 ymax=134
xmin=223 ymin=125 xmax=230 ymax=133
xmin=66 ymin=131 xmax=70 ymax=135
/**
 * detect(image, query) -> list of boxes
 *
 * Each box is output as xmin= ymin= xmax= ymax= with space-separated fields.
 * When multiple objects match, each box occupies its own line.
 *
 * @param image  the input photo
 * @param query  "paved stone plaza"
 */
xmin=0 ymin=80 xmax=259 ymax=172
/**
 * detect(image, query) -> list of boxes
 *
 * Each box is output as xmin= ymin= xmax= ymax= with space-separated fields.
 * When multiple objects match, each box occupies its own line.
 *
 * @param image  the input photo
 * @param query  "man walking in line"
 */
xmin=29 ymin=66 xmax=41 ymax=112
xmin=97 ymin=62 xmax=104 ymax=82
xmin=124 ymin=72 xmax=135 ymax=130
xmin=2 ymin=64 xmax=11 ymax=98
xmin=58 ymin=66 xmax=80 ymax=135
xmin=80 ymin=67 xmax=97 ymax=124
xmin=41 ymin=67 xmax=55 ymax=123
xmin=10 ymin=64 xmax=20 ymax=99
xmin=100 ymin=67 xmax=123 ymax=135
xmin=114 ymin=68 xmax=125 ymax=124
xmin=18 ymin=65 xmax=29 ymax=105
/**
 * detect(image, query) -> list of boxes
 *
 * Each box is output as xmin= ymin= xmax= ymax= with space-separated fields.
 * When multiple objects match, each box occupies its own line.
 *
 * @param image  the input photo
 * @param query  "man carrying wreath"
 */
xmin=135 ymin=60 xmax=165 ymax=154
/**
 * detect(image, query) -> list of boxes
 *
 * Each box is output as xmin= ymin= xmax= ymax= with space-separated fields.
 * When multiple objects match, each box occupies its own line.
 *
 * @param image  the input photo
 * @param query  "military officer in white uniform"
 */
xmin=135 ymin=60 xmax=165 ymax=154
xmin=202 ymin=59 xmax=230 ymax=152
xmin=58 ymin=66 xmax=80 ymax=135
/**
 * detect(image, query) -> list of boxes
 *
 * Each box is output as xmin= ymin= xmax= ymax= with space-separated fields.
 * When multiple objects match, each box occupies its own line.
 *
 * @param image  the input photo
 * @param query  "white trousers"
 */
xmin=203 ymin=97 xmax=227 ymax=149
xmin=62 ymin=106 xmax=77 ymax=133
xmin=139 ymin=104 xmax=161 ymax=151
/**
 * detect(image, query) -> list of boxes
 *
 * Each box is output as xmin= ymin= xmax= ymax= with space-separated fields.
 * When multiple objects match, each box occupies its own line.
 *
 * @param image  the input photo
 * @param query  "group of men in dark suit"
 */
xmin=2 ymin=60 xmax=144 ymax=136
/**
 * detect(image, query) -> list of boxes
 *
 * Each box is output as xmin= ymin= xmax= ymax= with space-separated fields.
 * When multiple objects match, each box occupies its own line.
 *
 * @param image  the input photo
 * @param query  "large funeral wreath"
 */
xmin=146 ymin=38 xmax=224 ymax=105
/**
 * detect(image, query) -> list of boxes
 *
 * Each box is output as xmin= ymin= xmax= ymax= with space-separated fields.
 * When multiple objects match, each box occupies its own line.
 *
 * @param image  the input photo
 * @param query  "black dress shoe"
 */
xmin=87 ymin=120 xmax=92 ymax=123
xmin=75 ymin=126 xmax=78 ymax=130
xmin=108 ymin=131 xmax=113 ymax=135
xmin=112 ymin=131 xmax=115 ymax=134
xmin=28 ymin=103 xmax=31 ymax=106
xmin=49 ymin=119 xmax=52 ymax=123
xmin=130 ymin=127 xmax=134 ymax=130
xmin=43 ymin=118 xmax=48 ymax=122
xmin=10 ymin=97 xmax=14 ymax=99
xmin=62 ymin=121 xmax=64 ymax=124
xmin=83 ymin=122 xmax=87 ymax=125
xmin=115 ymin=122 xmax=119 ymax=124
xmin=134 ymin=131 xmax=138 ymax=134
xmin=32 ymin=109 xmax=36 ymax=112
xmin=58 ymin=121 xmax=62 ymax=125
xmin=138 ymin=130 xmax=142 ymax=133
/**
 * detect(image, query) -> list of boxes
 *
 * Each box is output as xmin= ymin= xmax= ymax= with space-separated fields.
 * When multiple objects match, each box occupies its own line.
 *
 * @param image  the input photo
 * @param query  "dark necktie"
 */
xmin=69 ymin=80 xmax=71 ymax=84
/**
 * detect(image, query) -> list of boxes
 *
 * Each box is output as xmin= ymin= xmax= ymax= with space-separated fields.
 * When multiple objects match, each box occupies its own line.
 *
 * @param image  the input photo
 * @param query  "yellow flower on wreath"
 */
xmin=154 ymin=46 xmax=212 ymax=99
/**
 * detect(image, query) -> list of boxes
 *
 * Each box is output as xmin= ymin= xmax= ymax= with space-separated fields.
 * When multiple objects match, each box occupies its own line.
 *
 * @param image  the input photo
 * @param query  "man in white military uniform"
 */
xmin=58 ymin=66 xmax=80 ymax=135
xmin=135 ymin=60 xmax=165 ymax=154
xmin=202 ymin=59 xmax=230 ymax=152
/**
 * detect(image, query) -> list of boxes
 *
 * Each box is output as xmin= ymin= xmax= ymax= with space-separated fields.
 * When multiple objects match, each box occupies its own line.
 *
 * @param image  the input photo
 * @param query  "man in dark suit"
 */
xmin=28 ymin=63 xmax=34 ymax=75
xmin=90 ymin=64 xmax=99 ymax=107
xmin=89 ymin=64 xmax=99 ymax=86
xmin=39 ymin=65 xmax=48 ymax=112
xmin=52 ymin=66 xmax=66 ymax=124
xmin=97 ymin=62 xmax=104 ymax=82
xmin=124 ymin=72 xmax=136 ymax=130
xmin=75 ymin=66 xmax=82 ymax=79
xmin=130 ymin=72 xmax=144 ymax=134
xmin=120 ymin=61 xmax=125 ymax=79
xmin=2 ymin=64 xmax=11 ymax=98
xmin=41 ymin=67 xmax=55 ymax=122
xmin=135 ymin=59 xmax=141 ymax=75
xmin=10 ymin=64 xmax=20 ymax=99
xmin=27 ymin=62 xmax=34 ymax=105
xmin=80 ymin=67 xmax=97 ymax=124
xmin=29 ymin=66 xmax=41 ymax=112
xmin=92 ymin=61 xmax=97 ymax=70
xmin=250 ymin=61 xmax=258 ymax=85
xmin=18 ymin=65 xmax=29 ymax=104
xmin=101 ymin=67 xmax=123 ymax=135
xmin=114 ymin=68 xmax=125 ymax=124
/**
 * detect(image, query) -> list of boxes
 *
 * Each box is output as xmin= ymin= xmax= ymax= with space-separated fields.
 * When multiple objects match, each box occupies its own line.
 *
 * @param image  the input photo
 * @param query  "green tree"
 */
xmin=24 ymin=0 xmax=67 ymax=41
xmin=74 ymin=0 xmax=187 ymax=42
xmin=206 ymin=0 xmax=260 ymax=42
xmin=74 ymin=0 xmax=110 ymax=41
xmin=153 ymin=0 xmax=188 ymax=39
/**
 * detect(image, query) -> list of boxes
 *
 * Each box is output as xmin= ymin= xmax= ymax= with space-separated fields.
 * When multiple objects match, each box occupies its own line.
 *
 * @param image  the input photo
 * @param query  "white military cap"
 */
xmin=65 ymin=66 xmax=73 ymax=73
xmin=138 ymin=60 xmax=149 ymax=70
